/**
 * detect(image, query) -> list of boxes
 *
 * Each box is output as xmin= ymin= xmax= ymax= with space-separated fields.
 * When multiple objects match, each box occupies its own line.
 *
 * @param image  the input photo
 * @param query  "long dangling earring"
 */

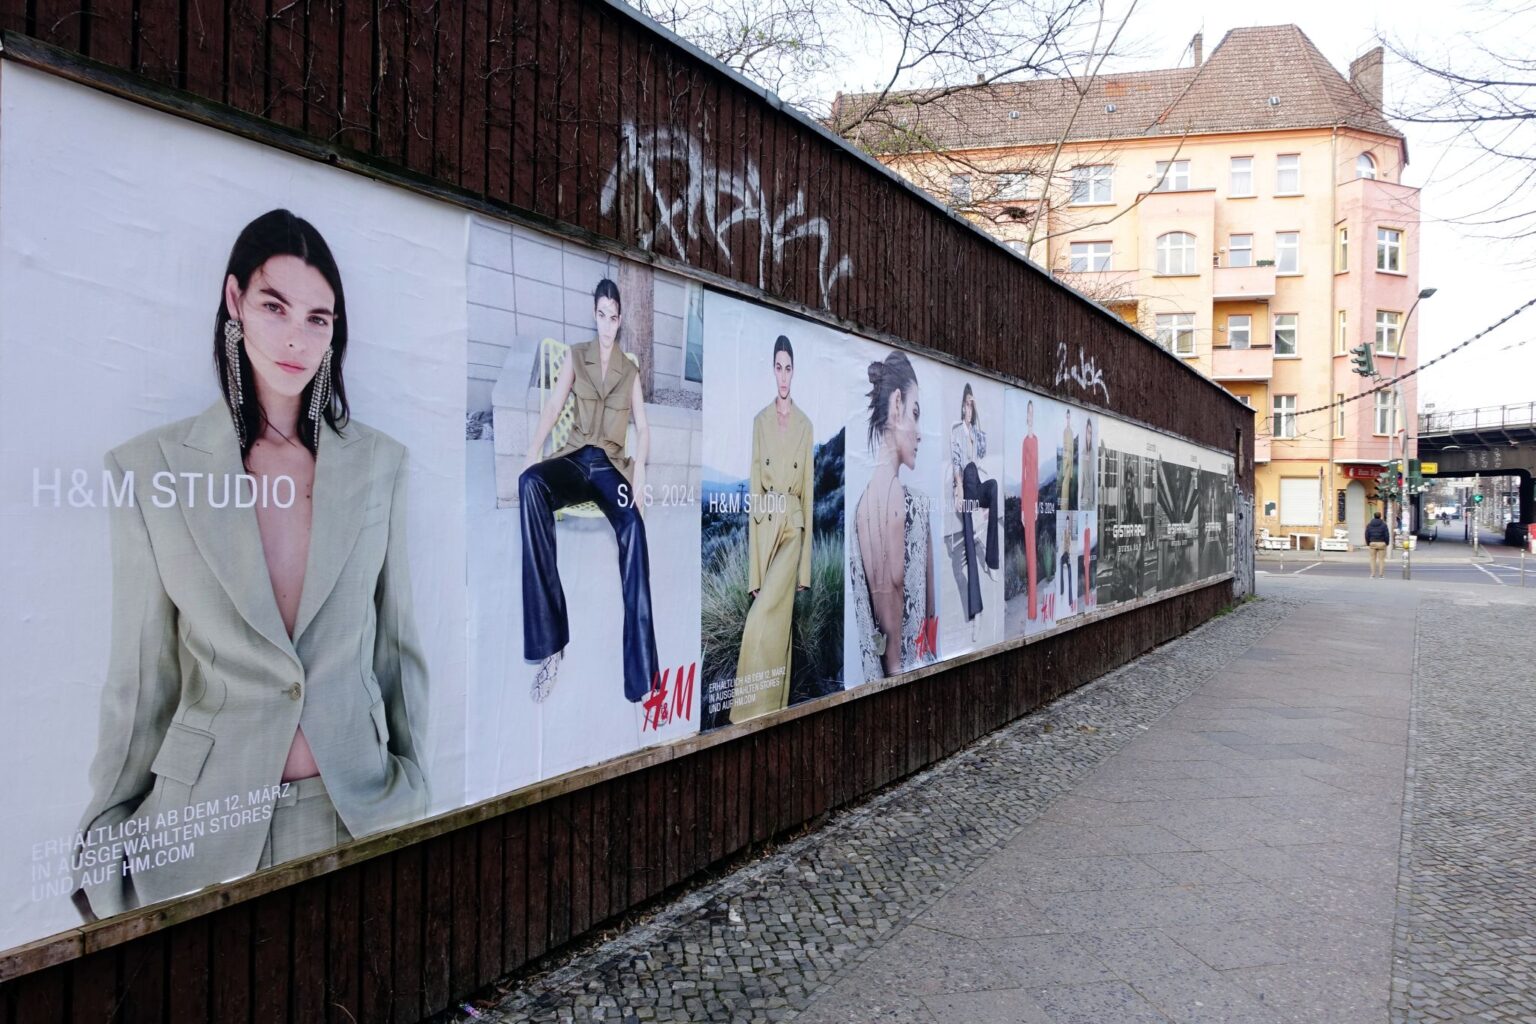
xmin=224 ymin=319 xmax=246 ymax=448
xmin=308 ymin=348 xmax=333 ymax=423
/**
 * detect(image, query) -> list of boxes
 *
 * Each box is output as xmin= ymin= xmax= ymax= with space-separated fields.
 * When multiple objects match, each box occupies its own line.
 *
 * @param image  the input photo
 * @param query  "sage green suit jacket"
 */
xmin=73 ymin=402 xmax=429 ymax=920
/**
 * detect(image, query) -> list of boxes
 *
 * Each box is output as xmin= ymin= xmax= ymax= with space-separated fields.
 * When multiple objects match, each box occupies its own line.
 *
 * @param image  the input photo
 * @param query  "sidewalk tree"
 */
xmin=1383 ymin=1 xmax=1536 ymax=254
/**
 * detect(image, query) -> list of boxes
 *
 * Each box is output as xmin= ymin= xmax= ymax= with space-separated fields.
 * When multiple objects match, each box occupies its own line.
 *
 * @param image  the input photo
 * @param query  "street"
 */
xmin=456 ymin=569 xmax=1536 ymax=1023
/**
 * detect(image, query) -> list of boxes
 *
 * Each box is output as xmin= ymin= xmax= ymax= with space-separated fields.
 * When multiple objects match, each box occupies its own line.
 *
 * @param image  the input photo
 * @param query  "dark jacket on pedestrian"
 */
xmin=1365 ymin=517 xmax=1390 ymax=544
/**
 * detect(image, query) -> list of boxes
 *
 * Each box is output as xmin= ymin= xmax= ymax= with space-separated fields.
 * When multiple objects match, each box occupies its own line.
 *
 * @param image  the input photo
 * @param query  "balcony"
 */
xmin=1213 ymin=264 xmax=1276 ymax=301
xmin=1211 ymin=344 xmax=1274 ymax=381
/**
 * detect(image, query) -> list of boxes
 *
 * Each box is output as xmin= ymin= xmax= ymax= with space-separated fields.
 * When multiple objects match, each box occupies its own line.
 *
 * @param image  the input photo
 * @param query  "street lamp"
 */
xmin=1391 ymin=287 xmax=1436 ymax=580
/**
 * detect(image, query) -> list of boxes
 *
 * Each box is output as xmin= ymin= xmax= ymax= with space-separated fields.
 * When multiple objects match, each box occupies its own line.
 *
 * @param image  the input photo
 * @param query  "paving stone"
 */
xmin=1070 ymin=928 xmax=1212 ymax=981
xmin=1390 ymin=600 xmax=1536 ymax=1024
xmin=456 ymin=580 xmax=1536 ymax=1024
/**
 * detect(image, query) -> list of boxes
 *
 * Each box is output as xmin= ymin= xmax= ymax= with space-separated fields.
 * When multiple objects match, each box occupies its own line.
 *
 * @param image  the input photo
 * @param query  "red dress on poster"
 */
xmin=1021 ymin=434 xmax=1039 ymax=619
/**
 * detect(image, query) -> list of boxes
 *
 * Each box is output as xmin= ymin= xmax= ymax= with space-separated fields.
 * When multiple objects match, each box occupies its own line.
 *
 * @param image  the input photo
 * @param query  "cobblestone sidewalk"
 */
xmin=1392 ymin=595 xmax=1536 ymax=1023
xmin=456 ymin=595 xmax=1296 ymax=1023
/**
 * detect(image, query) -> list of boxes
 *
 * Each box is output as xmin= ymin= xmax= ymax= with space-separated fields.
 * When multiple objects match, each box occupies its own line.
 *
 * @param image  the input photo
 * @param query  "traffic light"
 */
xmin=1349 ymin=343 xmax=1376 ymax=376
xmin=1474 ymin=493 xmax=1485 ymax=505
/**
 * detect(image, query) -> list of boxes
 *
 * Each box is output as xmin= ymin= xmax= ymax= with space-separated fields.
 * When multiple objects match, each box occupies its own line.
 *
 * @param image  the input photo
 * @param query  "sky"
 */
xmin=812 ymin=0 xmax=1536 ymax=415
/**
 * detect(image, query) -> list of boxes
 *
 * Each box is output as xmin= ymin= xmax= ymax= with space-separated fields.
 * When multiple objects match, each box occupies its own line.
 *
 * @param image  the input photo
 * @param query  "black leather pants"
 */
xmin=519 ymin=446 xmax=659 ymax=703
xmin=960 ymin=463 xmax=1000 ymax=620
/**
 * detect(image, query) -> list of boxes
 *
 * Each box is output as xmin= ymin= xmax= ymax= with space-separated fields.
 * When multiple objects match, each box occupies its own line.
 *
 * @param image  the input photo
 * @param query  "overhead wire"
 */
xmin=1275 ymin=295 xmax=1536 ymax=423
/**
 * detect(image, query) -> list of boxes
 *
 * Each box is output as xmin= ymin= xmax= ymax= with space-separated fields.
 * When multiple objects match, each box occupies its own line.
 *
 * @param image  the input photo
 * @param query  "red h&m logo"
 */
xmin=642 ymin=662 xmax=697 ymax=732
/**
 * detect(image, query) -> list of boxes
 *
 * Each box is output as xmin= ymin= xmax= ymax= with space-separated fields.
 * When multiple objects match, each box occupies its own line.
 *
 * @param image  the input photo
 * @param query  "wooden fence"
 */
xmin=0 ymin=0 xmax=1253 ymax=1020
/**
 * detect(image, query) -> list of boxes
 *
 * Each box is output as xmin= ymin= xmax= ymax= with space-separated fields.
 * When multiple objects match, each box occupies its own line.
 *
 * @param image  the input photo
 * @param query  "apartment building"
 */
xmin=834 ymin=25 xmax=1421 ymax=547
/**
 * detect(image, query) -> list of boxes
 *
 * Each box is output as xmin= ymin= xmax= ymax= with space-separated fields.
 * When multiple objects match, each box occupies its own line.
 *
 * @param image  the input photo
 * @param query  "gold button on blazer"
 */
xmin=73 ymin=402 xmax=430 ymax=920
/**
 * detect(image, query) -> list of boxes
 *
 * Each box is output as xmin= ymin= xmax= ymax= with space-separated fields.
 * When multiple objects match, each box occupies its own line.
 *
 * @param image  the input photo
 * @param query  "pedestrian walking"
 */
xmin=1366 ymin=512 xmax=1390 ymax=578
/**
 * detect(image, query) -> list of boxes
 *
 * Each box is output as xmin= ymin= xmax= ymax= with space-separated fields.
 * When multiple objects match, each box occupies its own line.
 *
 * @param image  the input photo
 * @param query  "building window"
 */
xmin=1336 ymin=226 xmax=1348 ymax=272
xmin=1230 ymin=156 xmax=1253 ymax=196
xmin=1236 ymin=393 xmax=1253 ymax=407
xmin=1337 ymin=488 xmax=1348 ymax=521
xmin=1228 ymin=234 xmax=1253 ymax=268
xmin=1156 ymin=313 xmax=1196 ymax=356
xmin=1153 ymin=159 xmax=1190 ymax=192
xmin=1357 ymin=152 xmax=1377 ymax=179
xmin=1276 ymin=154 xmax=1301 ymax=194
xmin=1156 ymin=231 xmax=1196 ymax=274
xmin=948 ymin=173 xmax=972 ymax=205
xmin=1276 ymin=231 xmax=1300 ymax=274
xmin=1377 ymin=227 xmax=1403 ymax=272
xmin=1273 ymin=395 xmax=1298 ymax=439
xmin=1273 ymin=313 xmax=1298 ymax=355
xmin=1069 ymin=241 xmax=1112 ymax=272
xmin=1006 ymin=239 xmax=1030 ymax=255
xmin=1227 ymin=314 xmax=1252 ymax=349
xmin=1374 ymin=390 xmax=1396 ymax=435
xmin=1071 ymin=164 xmax=1114 ymax=204
xmin=1375 ymin=309 xmax=1402 ymax=355
xmin=1336 ymin=309 xmax=1348 ymax=354
xmin=995 ymin=171 xmax=1032 ymax=200
xmin=1335 ymin=394 xmax=1346 ymax=437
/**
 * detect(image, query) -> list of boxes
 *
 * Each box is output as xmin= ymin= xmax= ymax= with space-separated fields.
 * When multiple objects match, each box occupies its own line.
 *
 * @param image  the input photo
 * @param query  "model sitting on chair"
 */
xmin=950 ymin=383 xmax=999 ymax=627
xmin=520 ymin=278 xmax=659 ymax=705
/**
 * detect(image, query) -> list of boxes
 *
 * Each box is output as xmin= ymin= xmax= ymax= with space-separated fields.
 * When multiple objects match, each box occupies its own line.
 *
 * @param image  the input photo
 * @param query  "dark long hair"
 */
xmin=214 ymin=210 xmax=350 ymax=458
xmin=959 ymin=382 xmax=980 ymax=430
xmin=865 ymin=350 xmax=918 ymax=452
xmin=772 ymin=334 xmax=794 ymax=364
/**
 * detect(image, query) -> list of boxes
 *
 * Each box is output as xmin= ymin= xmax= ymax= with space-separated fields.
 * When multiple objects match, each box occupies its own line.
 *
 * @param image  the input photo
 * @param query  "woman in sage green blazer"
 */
xmin=72 ymin=211 xmax=429 ymax=922
xmin=729 ymin=336 xmax=814 ymax=724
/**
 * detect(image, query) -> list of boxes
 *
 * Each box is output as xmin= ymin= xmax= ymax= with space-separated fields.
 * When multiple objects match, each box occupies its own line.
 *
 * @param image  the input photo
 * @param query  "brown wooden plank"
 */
xmin=451 ymin=824 xmax=479 ymax=998
xmin=460 ymin=0 xmax=490 ymax=195
xmin=431 ymin=0 xmax=464 ymax=185
xmin=267 ymin=0 xmax=306 ymax=130
xmin=524 ymin=802 xmax=551 ymax=960
xmin=251 ymin=887 xmax=292 ymax=1024
xmin=476 ymin=819 xmax=505 ymax=984
xmin=501 ymin=809 xmax=529 ymax=972
xmin=661 ymin=759 xmax=682 ymax=886
xmin=30 ymin=0 xmax=83 ymax=50
xmin=404 ymin=0 xmax=438 ymax=175
xmin=165 ymin=915 xmax=211 ymax=1022
xmin=180 ymin=0 xmax=225 ymax=101
xmin=390 ymin=842 xmax=424 ymax=1023
xmin=10 ymin=962 xmax=66 ymax=1024
xmin=210 ymin=903 xmax=252 ymax=1024
xmin=359 ymin=856 xmax=395 ymax=1024
xmin=646 ymin=768 xmax=667 ymax=900
xmin=568 ymin=787 xmax=594 ymax=938
xmin=114 ymin=928 xmax=165 ymax=1024
xmin=546 ymin=795 xmax=573 ymax=951
xmin=303 ymin=0 xmax=343 ymax=141
xmin=573 ymin=0 xmax=602 ymax=236
xmin=325 ymin=866 xmax=361 ymax=1024
xmin=88 ymin=0 xmax=132 ymax=67
xmin=554 ymin=0 xmax=581 ymax=225
xmin=606 ymin=773 xmax=630 ymax=921
xmin=592 ymin=5 xmax=622 ymax=241
xmin=338 ymin=0 xmax=376 ymax=150
xmin=587 ymin=782 xmax=611 ymax=925
xmin=509 ymin=0 xmax=538 ymax=210
xmin=485 ymin=0 xmax=515 ymax=205
xmin=375 ymin=0 xmax=408 ymax=162
xmin=422 ymin=835 xmax=454 ymax=1014
xmin=751 ymin=732 xmax=770 ymax=843
xmin=533 ymin=0 xmax=563 ymax=218
xmin=132 ymin=0 xmax=181 ymax=85
xmin=225 ymin=0 xmax=266 ymax=116
xmin=290 ymin=879 xmax=327 ymax=1022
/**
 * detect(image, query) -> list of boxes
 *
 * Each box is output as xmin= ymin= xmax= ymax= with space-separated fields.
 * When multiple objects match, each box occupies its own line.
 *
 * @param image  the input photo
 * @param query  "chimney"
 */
xmin=1191 ymin=32 xmax=1203 ymax=67
xmin=1350 ymin=46 xmax=1384 ymax=109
